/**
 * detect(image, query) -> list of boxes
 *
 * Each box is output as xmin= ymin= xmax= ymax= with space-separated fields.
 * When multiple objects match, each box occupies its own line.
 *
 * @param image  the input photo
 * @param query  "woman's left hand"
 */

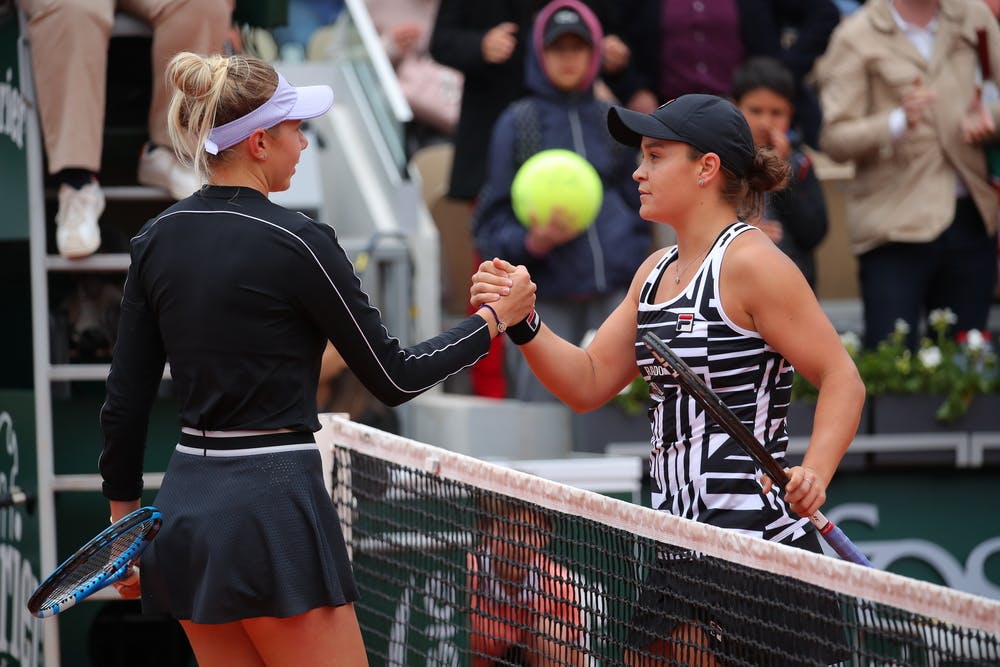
xmin=470 ymin=257 xmax=517 ymax=307
xmin=760 ymin=465 xmax=825 ymax=519
xmin=961 ymin=88 xmax=996 ymax=144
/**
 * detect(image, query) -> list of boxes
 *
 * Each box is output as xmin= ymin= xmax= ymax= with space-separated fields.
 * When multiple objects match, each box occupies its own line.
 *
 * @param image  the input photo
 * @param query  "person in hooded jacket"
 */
xmin=472 ymin=0 xmax=651 ymax=404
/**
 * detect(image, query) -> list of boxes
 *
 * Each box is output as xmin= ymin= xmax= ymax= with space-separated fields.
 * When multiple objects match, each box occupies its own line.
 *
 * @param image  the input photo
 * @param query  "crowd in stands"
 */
xmin=20 ymin=0 xmax=1000 ymax=408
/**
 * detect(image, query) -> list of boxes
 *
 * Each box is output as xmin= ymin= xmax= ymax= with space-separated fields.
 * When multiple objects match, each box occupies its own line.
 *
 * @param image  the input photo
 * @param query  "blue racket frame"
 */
xmin=27 ymin=506 xmax=162 ymax=618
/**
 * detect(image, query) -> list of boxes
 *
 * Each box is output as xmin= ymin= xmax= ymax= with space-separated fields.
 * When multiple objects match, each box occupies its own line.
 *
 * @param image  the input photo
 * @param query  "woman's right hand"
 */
xmin=112 ymin=564 xmax=142 ymax=599
xmin=482 ymin=22 xmax=518 ymax=64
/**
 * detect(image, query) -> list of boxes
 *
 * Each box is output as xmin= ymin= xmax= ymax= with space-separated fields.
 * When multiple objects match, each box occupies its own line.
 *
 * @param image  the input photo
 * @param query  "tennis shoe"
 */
xmin=137 ymin=144 xmax=201 ymax=200
xmin=55 ymin=182 xmax=104 ymax=259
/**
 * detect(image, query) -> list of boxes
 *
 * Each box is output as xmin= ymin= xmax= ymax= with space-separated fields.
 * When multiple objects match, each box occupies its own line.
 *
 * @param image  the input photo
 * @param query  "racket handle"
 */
xmin=810 ymin=511 xmax=872 ymax=567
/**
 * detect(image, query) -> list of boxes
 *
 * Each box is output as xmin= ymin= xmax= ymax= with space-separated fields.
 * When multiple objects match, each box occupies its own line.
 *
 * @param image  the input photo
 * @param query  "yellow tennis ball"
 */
xmin=511 ymin=149 xmax=603 ymax=231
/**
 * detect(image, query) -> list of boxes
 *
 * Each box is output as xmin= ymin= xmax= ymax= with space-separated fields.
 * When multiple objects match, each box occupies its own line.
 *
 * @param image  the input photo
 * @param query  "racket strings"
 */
xmin=33 ymin=516 xmax=157 ymax=611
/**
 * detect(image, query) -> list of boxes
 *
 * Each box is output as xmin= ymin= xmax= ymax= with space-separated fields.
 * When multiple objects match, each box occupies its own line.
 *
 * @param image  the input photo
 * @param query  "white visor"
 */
xmin=204 ymin=73 xmax=334 ymax=154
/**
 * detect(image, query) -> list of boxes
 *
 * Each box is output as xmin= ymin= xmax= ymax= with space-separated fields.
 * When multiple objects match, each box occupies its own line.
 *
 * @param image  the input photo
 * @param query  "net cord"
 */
xmin=318 ymin=414 xmax=1000 ymax=636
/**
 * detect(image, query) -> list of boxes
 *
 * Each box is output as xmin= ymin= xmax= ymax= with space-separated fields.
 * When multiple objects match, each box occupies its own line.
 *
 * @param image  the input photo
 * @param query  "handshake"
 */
xmin=470 ymin=258 xmax=540 ymax=344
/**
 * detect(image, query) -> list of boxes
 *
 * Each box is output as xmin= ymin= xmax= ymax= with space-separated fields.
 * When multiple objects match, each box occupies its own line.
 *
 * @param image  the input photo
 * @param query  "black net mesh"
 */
xmin=329 ymin=432 xmax=999 ymax=667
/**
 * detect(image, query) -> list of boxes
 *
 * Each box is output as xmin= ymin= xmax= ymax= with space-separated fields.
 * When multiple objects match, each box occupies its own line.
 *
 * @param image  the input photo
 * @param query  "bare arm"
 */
xmin=721 ymin=232 xmax=865 ymax=517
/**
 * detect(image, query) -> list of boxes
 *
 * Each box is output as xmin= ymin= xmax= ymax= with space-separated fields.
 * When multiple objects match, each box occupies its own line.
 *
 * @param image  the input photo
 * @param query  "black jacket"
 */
xmin=100 ymin=186 xmax=492 ymax=500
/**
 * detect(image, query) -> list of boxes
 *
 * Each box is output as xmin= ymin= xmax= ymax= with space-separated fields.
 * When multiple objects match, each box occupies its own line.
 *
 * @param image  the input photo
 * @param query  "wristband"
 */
xmin=477 ymin=303 xmax=506 ymax=334
xmin=507 ymin=309 xmax=541 ymax=345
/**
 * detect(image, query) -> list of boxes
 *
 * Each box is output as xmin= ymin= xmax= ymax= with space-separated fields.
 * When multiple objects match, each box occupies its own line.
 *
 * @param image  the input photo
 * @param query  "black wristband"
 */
xmin=507 ymin=309 xmax=541 ymax=345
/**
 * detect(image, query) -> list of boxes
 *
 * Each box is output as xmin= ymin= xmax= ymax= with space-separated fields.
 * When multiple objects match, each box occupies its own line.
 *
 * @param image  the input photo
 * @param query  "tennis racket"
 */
xmin=27 ymin=506 xmax=162 ymax=618
xmin=641 ymin=332 xmax=872 ymax=567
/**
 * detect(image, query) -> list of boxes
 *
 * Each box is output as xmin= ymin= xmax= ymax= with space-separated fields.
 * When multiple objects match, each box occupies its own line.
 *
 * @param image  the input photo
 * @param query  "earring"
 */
xmin=697 ymin=179 xmax=705 ymax=187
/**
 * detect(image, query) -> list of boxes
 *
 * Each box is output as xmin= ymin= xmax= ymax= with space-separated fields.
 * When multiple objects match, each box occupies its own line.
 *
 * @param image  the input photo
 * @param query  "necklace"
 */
xmin=674 ymin=242 xmax=713 ymax=284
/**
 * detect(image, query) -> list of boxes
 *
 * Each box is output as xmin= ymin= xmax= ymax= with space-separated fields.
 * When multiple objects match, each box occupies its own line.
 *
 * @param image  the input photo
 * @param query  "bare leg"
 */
xmin=242 ymin=604 xmax=369 ymax=667
xmin=180 ymin=619 xmax=266 ymax=667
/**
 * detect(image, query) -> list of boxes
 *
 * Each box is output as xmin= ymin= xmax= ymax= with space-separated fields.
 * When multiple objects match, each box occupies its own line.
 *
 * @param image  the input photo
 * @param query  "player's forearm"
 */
xmin=803 ymin=366 xmax=866 ymax=485
xmin=109 ymin=499 xmax=142 ymax=523
xmin=519 ymin=327 xmax=610 ymax=412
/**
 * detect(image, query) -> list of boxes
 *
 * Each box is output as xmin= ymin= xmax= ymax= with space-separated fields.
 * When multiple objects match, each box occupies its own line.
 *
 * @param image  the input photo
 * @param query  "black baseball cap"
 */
xmin=543 ymin=7 xmax=592 ymax=46
xmin=607 ymin=94 xmax=755 ymax=179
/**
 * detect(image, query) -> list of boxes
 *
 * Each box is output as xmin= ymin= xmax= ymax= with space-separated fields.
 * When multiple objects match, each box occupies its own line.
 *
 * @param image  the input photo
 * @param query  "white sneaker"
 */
xmin=55 ymin=182 xmax=104 ymax=259
xmin=137 ymin=145 xmax=201 ymax=200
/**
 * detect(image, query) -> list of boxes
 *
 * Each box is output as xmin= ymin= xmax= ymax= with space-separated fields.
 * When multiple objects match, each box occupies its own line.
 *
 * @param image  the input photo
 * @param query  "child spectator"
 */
xmin=472 ymin=0 xmax=651 ymax=402
xmin=732 ymin=56 xmax=828 ymax=289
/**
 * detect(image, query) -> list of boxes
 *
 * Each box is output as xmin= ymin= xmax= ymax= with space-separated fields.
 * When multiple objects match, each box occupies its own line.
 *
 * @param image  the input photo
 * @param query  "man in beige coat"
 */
xmin=818 ymin=0 xmax=999 ymax=349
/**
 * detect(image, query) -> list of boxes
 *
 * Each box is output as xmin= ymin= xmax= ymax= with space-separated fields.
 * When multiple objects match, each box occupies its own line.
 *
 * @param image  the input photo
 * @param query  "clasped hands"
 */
xmin=471 ymin=258 xmax=536 ymax=330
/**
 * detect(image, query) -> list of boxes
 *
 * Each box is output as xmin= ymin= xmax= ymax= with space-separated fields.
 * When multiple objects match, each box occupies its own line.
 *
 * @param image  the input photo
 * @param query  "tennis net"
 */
xmin=319 ymin=414 xmax=1000 ymax=666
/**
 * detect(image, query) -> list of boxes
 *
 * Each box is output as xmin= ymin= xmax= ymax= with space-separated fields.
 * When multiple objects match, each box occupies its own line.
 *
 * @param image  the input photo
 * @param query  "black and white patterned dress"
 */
xmin=634 ymin=222 xmax=811 ymax=546
xmin=628 ymin=224 xmax=850 ymax=663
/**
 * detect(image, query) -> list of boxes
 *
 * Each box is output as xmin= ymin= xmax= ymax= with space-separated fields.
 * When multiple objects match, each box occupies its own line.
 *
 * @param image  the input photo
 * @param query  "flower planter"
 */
xmin=870 ymin=394 xmax=1000 ymax=434
xmin=786 ymin=399 xmax=872 ymax=437
xmin=572 ymin=405 xmax=650 ymax=454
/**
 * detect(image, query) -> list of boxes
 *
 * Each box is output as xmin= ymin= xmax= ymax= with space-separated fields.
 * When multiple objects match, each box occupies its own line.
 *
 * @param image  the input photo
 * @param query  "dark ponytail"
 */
xmin=739 ymin=146 xmax=790 ymax=219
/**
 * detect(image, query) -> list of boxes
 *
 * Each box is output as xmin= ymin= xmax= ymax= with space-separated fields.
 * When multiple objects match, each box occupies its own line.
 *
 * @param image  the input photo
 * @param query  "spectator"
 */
xmin=270 ymin=0 xmax=344 ymax=57
xmin=613 ymin=0 xmax=840 ymax=147
xmin=429 ymin=0 xmax=539 ymax=203
xmin=468 ymin=497 xmax=586 ymax=667
xmin=366 ymin=0 xmax=463 ymax=147
xmin=472 ymin=0 xmax=651 ymax=403
xmin=732 ymin=56 xmax=828 ymax=289
xmin=430 ymin=0 xmax=628 ymax=398
xmin=429 ymin=0 xmax=625 ymax=202
xmin=428 ymin=0 xmax=543 ymax=398
xmin=817 ymin=0 xmax=1000 ymax=349
xmin=17 ymin=0 xmax=233 ymax=258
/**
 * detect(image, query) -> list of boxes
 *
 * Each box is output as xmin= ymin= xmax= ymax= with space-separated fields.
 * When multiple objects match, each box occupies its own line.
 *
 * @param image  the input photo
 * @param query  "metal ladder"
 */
xmin=19 ymin=11 xmax=173 ymax=666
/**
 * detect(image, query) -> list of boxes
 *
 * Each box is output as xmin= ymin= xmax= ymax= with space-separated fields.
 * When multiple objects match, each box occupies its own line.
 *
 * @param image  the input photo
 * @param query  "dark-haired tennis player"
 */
xmin=472 ymin=94 xmax=863 ymax=666
xmin=99 ymin=51 xmax=535 ymax=666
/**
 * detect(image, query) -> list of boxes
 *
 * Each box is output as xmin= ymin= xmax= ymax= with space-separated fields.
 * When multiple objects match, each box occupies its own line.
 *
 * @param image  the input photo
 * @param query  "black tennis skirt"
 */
xmin=139 ymin=432 xmax=358 ymax=624
xmin=627 ymin=531 xmax=851 ymax=667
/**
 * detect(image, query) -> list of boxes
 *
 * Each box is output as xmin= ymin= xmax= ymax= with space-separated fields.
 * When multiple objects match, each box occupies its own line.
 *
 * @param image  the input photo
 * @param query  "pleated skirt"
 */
xmin=139 ymin=433 xmax=358 ymax=624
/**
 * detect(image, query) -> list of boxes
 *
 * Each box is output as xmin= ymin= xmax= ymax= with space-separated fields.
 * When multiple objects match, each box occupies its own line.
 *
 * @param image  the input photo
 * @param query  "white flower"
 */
xmin=966 ymin=329 xmax=986 ymax=352
xmin=893 ymin=319 xmax=910 ymax=335
xmin=840 ymin=331 xmax=861 ymax=355
xmin=918 ymin=346 xmax=942 ymax=369
xmin=928 ymin=308 xmax=958 ymax=328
